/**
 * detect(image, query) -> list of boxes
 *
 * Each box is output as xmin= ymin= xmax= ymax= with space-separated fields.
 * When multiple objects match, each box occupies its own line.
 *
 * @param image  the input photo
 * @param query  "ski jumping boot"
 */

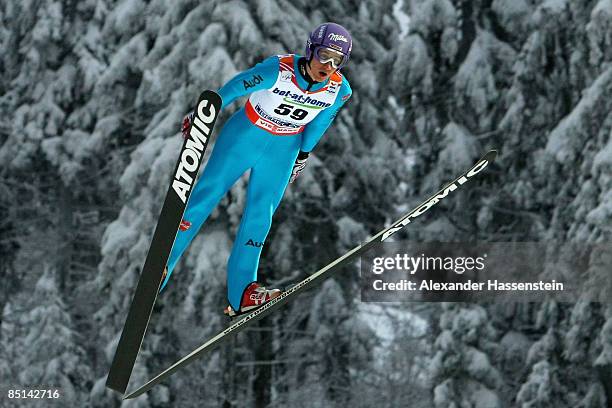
xmin=224 ymin=282 xmax=281 ymax=319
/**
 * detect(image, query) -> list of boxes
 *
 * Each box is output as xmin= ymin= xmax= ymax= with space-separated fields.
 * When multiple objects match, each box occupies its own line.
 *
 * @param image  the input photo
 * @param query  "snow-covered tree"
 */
xmin=430 ymin=303 xmax=504 ymax=408
xmin=1 ymin=0 xmax=609 ymax=406
xmin=4 ymin=267 xmax=92 ymax=403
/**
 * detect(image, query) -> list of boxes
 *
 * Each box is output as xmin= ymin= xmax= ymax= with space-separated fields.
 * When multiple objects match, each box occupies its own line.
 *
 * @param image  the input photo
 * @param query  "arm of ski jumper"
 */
xmin=300 ymin=80 xmax=352 ymax=153
xmin=217 ymin=56 xmax=279 ymax=109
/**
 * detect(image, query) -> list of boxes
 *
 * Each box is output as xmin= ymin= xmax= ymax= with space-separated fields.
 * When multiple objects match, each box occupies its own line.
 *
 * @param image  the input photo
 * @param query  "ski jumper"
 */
xmin=162 ymin=54 xmax=352 ymax=311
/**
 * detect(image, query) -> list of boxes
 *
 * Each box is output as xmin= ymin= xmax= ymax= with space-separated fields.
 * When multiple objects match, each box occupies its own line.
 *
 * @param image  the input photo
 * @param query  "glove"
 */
xmin=290 ymin=151 xmax=310 ymax=183
xmin=181 ymin=111 xmax=195 ymax=139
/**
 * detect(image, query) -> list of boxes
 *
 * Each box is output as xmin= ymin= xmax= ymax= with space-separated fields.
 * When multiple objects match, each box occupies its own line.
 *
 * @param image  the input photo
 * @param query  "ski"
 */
xmin=106 ymin=90 xmax=222 ymax=394
xmin=124 ymin=149 xmax=497 ymax=399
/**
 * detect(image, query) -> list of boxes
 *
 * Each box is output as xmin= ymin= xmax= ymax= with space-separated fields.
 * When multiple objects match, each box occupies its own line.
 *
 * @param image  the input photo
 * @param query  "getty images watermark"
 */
xmin=361 ymin=242 xmax=611 ymax=302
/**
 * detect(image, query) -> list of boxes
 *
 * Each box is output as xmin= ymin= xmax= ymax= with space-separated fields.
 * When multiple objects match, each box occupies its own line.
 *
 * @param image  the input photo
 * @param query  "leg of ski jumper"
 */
xmin=226 ymin=134 xmax=301 ymax=311
xmin=162 ymin=110 xmax=262 ymax=290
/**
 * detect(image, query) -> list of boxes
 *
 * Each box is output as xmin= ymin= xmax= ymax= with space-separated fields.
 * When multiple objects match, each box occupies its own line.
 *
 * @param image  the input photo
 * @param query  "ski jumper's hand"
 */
xmin=181 ymin=111 xmax=195 ymax=139
xmin=290 ymin=151 xmax=310 ymax=183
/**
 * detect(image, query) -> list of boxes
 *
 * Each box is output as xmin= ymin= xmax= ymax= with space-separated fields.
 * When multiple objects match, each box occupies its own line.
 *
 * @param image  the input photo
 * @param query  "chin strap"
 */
xmin=298 ymin=57 xmax=317 ymax=89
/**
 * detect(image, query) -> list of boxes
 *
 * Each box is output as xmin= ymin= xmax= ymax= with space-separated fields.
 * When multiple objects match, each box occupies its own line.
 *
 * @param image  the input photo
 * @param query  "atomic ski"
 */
xmin=124 ymin=149 xmax=497 ymax=399
xmin=106 ymin=90 xmax=222 ymax=394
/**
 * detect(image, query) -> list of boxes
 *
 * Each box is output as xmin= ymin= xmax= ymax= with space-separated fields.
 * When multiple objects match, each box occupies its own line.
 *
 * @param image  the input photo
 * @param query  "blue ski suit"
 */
xmin=162 ymin=54 xmax=352 ymax=311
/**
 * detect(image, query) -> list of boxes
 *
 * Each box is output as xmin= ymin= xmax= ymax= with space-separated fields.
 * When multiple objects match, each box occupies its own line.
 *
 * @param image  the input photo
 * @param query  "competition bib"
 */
xmin=245 ymin=54 xmax=343 ymax=135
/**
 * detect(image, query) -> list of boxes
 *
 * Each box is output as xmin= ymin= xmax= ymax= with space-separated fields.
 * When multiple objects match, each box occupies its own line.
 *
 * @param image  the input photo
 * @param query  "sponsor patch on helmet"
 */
xmin=318 ymin=25 xmax=326 ymax=38
xmin=328 ymin=44 xmax=343 ymax=52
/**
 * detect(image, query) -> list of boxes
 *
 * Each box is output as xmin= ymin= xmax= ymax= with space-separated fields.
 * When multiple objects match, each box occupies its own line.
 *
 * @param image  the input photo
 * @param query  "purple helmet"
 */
xmin=305 ymin=22 xmax=352 ymax=69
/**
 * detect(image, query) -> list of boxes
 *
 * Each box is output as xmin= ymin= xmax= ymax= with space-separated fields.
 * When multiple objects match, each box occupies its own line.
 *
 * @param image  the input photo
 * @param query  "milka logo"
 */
xmin=328 ymin=33 xmax=348 ymax=43
xmin=172 ymin=98 xmax=216 ymax=203
xmin=381 ymin=158 xmax=491 ymax=241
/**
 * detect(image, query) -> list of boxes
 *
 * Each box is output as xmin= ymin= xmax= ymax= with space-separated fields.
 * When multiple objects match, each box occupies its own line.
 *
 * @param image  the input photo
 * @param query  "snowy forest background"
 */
xmin=1 ymin=0 xmax=611 ymax=407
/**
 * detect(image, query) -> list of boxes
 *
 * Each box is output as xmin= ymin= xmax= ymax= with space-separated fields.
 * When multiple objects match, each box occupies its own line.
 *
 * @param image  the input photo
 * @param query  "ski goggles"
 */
xmin=313 ymin=46 xmax=348 ymax=69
